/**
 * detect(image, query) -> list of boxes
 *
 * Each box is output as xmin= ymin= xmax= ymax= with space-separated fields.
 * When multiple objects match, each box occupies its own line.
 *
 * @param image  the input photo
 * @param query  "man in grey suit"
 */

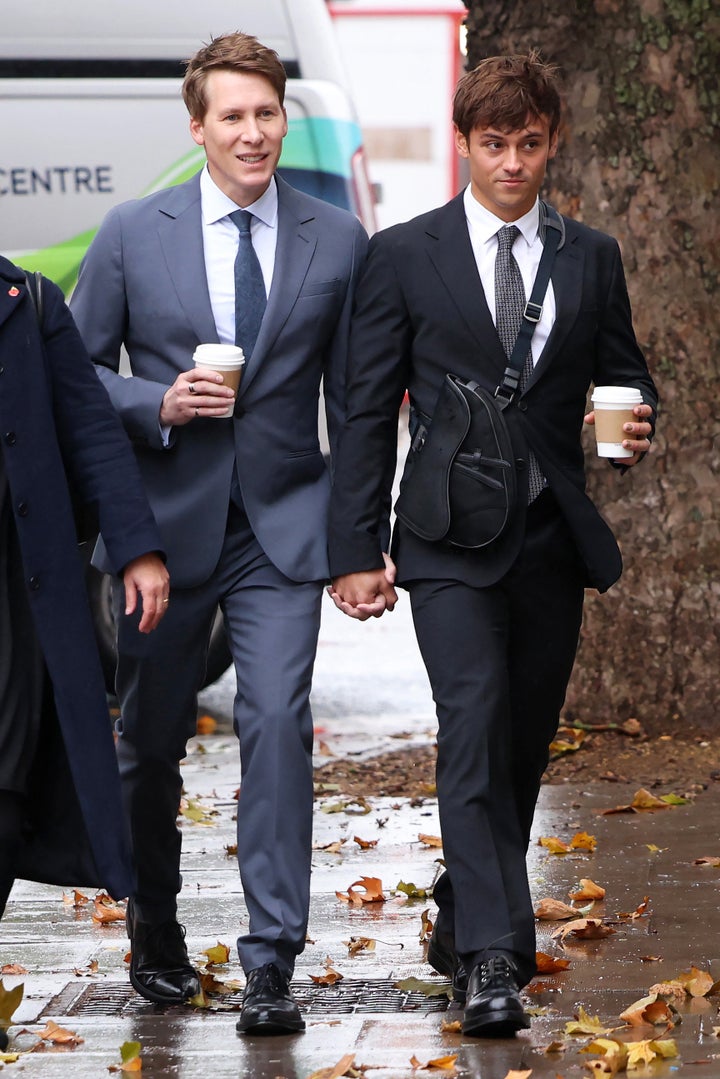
xmin=71 ymin=32 xmax=367 ymax=1035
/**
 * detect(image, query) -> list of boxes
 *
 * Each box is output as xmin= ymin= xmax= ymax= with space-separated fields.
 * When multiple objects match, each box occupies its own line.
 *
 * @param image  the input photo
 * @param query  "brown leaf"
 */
xmin=224 ymin=843 xmax=238 ymax=857
xmin=617 ymin=896 xmax=651 ymax=920
xmin=410 ymin=1052 xmax=458 ymax=1070
xmin=344 ymin=936 xmax=377 ymax=957
xmin=620 ymin=992 xmax=674 ymax=1027
xmin=310 ymin=957 xmax=344 ymax=986
xmin=418 ymin=833 xmax=443 ymax=848
xmin=568 ymin=878 xmax=606 ymax=902
xmin=37 ymin=1020 xmax=84 ymax=1047
xmin=353 ymin=835 xmax=378 ymax=850
xmin=335 ymin=876 xmax=385 ymax=905
xmin=648 ymin=980 xmax=687 ymax=1001
xmin=0 ymin=965 xmax=27 ymax=976
xmin=306 ymin=1054 xmax=356 ymax=1079
xmin=693 ymin=856 xmax=720 ymax=867
xmin=677 ymin=965 xmax=714 ymax=997
xmin=91 ymin=893 xmax=126 ymax=924
xmin=420 ymin=908 xmax=433 ymax=943
xmin=535 ymin=951 xmax=571 ymax=974
xmin=315 ymin=839 xmax=346 ymax=854
xmin=196 ymin=714 xmax=217 ymax=735
xmin=440 ymin=1018 xmax=462 ymax=1033
xmin=601 ymin=787 xmax=671 ymax=814
xmin=552 ymin=918 xmax=616 ymax=942
xmin=535 ymin=898 xmax=581 ymax=920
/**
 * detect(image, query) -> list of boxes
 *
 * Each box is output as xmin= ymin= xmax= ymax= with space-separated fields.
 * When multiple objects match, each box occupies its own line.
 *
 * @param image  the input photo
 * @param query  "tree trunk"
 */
xmin=462 ymin=0 xmax=720 ymax=733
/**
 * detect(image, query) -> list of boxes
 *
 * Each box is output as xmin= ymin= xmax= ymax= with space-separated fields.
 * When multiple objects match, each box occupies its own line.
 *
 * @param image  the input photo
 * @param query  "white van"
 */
xmin=1 ymin=0 xmax=375 ymax=687
xmin=1 ymin=0 xmax=376 ymax=290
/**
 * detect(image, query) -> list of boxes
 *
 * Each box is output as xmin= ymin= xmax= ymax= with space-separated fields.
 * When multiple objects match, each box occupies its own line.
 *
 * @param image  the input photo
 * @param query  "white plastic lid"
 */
xmin=591 ymin=385 xmax=643 ymax=405
xmin=193 ymin=343 xmax=245 ymax=367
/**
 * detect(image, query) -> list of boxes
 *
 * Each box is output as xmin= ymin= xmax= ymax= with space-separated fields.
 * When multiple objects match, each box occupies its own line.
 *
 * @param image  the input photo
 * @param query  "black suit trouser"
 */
xmin=407 ymin=491 xmax=585 ymax=986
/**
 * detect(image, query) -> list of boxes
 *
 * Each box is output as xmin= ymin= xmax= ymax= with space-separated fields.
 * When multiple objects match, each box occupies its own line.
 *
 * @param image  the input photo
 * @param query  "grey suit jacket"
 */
xmin=71 ymin=173 xmax=368 ymax=588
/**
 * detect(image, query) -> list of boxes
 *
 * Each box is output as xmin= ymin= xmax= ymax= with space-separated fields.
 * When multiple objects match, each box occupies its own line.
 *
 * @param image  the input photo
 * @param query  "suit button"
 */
xmin=17 ymin=501 xmax=28 ymax=516
xmin=4 ymin=431 xmax=16 ymax=445
xmin=0 ymin=365 xmax=4 ymax=374
xmin=516 ymin=458 xmax=527 ymax=470
xmin=28 ymin=575 xmax=40 ymax=590
xmin=518 ymin=401 xmax=528 ymax=412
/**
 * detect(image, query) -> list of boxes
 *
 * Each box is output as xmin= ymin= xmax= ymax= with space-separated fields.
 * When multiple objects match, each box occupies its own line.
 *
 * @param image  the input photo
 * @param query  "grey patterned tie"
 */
xmin=229 ymin=209 xmax=266 ymax=358
xmin=494 ymin=225 xmax=545 ymax=503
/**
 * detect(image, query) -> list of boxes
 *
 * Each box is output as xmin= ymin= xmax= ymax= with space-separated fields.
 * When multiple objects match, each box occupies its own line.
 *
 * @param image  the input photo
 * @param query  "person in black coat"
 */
xmin=0 ymin=256 xmax=168 ymax=1046
xmin=328 ymin=55 xmax=657 ymax=1037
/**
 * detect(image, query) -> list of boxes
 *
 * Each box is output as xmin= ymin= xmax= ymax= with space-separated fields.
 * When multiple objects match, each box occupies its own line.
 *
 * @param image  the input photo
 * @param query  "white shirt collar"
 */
xmin=462 ymin=186 xmax=540 ymax=247
xmin=200 ymin=166 xmax=278 ymax=228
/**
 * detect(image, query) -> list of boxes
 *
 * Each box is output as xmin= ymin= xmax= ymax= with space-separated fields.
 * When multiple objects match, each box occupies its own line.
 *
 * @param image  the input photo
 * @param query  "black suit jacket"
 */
xmin=329 ymin=195 xmax=657 ymax=594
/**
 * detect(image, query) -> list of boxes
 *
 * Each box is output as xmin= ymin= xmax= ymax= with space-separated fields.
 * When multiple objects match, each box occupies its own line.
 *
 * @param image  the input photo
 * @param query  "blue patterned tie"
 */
xmin=229 ymin=209 xmax=266 ymax=358
xmin=494 ymin=225 xmax=545 ymax=503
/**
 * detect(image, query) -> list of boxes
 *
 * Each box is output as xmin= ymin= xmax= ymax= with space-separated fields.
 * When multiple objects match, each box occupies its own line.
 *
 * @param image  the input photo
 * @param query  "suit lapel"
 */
xmin=238 ymin=177 xmax=316 ymax=396
xmin=0 ymin=258 xmax=30 ymax=332
xmin=156 ymin=175 xmax=219 ymax=347
xmin=424 ymin=197 xmax=508 ymax=378
xmin=528 ymin=233 xmax=584 ymax=385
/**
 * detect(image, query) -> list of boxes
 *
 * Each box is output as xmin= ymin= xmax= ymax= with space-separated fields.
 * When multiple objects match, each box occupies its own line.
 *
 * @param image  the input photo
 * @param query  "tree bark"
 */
xmin=462 ymin=0 xmax=720 ymax=733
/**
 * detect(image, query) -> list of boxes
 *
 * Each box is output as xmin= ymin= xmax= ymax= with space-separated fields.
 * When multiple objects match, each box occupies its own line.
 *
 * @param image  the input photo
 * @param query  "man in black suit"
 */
xmin=328 ymin=53 xmax=657 ymax=1037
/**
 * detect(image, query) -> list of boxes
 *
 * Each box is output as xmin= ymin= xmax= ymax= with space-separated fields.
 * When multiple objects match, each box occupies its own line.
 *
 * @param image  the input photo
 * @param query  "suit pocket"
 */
xmin=298 ymin=278 xmax=342 ymax=298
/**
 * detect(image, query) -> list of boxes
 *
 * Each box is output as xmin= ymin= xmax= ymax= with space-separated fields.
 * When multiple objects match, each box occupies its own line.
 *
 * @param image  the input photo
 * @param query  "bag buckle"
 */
xmin=523 ymin=300 xmax=543 ymax=323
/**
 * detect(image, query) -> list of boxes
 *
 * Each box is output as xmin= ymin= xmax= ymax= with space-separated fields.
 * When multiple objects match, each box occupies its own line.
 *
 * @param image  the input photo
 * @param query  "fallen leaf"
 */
xmin=418 ymin=833 xmax=443 ymax=848
xmin=353 ymin=835 xmax=378 ymax=850
xmin=419 ymin=909 xmax=433 ymax=943
xmin=677 ymin=965 xmax=715 ymax=997
xmin=648 ymin=980 xmax=687 ymax=1001
xmin=395 ymin=880 xmax=430 ymax=899
xmin=394 ymin=977 xmax=451 ymax=998
xmin=571 ymin=831 xmax=597 ymax=852
xmin=410 ymin=1052 xmax=458 ymax=1070
xmin=201 ymin=942 xmax=230 ymax=965
xmin=626 ymin=1037 xmax=678 ymax=1068
xmin=37 ymin=1020 xmax=84 ymax=1047
xmin=536 ymin=951 xmax=571 ymax=974
xmin=310 ymin=957 xmax=344 ymax=986
xmin=321 ymin=797 xmax=372 ymax=815
xmin=119 ymin=1040 xmax=142 ymax=1072
xmin=91 ymin=894 xmax=126 ymax=924
xmin=195 ymin=713 xmax=217 ymax=735
xmin=344 ymin=936 xmax=376 ymax=957
xmin=502 ymin=1071 xmax=532 ymax=1079
xmin=535 ymin=898 xmax=585 ymax=920
xmin=63 ymin=889 xmax=90 ymax=908
xmin=314 ymin=839 xmax=346 ymax=854
xmin=186 ymin=988 xmax=210 ymax=1009
xmin=317 ymin=740 xmax=335 ymax=757
xmin=565 ymin=1006 xmax=615 ymax=1037
xmin=617 ymin=896 xmax=650 ymax=920
xmin=440 ymin=1017 xmax=462 ymax=1033
xmin=0 ymin=965 xmax=27 ymax=976
xmin=179 ymin=797 xmax=218 ymax=825
xmin=694 ymin=856 xmax=720 ymax=867
xmin=539 ymin=836 xmax=571 ymax=855
xmin=540 ymin=1039 xmax=568 ymax=1053
xmin=224 ymin=844 xmax=238 ymax=857
xmin=550 ymin=727 xmax=586 ymax=755
xmin=639 ymin=955 xmax=663 ymax=962
xmin=659 ymin=793 xmax=689 ymax=805
xmin=0 ymin=981 xmax=23 ymax=1032
xmin=335 ymin=876 xmax=385 ymax=905
xmin=620 ymin=992 xmax=674 ymax=1027
xmin=582 ymin=1037 xmax=628 ymax=1075
xmin=306 ymin=1053 xmax=356 ymax=1079
xmin=553 ymin=917 xmax=616 ymax=942
xmin=569 ymin=879 xmax=606 ymax=902
xmin=602 ymin=788 xmax=677 ymax=814
xmin=198 ymin=972 xmax=243 ymax=995
xmin=73 ymin=960 xmax=100 ymax=977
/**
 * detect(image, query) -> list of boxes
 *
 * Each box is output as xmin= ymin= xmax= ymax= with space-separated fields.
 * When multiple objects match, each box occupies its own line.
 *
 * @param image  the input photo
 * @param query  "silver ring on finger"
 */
xmin=188 ymin=382 xmax=196 ymax=394
xmin=195 ymin=407 xmax=200 ymax=417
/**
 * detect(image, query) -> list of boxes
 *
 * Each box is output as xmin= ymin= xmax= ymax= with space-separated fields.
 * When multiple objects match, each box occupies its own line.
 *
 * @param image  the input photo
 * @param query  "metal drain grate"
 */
xmin=45 ymin=979 xmax=452 ymax=1019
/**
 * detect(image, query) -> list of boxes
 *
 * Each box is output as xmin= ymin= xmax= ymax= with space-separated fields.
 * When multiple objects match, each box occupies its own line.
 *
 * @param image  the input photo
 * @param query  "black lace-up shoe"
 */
xmin=427 ymin=915 xmax=469 ymax=1004
xmin=126 ymin=898 xmax=201 ymax=1005
xmin=236 ymin=962 xmax=305 ymax=1035
xmin=462 ymin=956 xmax=530 ymax=1037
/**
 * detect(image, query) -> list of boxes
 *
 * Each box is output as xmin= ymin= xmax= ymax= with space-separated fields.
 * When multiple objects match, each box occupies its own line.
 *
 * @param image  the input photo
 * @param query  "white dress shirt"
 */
xmin=199 ymin=166 xmax=278 ymax=345
xmin=462 ymin=187 xmax=556 ymax=366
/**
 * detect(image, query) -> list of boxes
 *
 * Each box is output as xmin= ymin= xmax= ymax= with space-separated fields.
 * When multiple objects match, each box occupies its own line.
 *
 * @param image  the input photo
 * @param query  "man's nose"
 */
xmin=241 ymin=121 xmax=262 ymax=143
xmin=504 ymin=150 xmax=522 ymax=172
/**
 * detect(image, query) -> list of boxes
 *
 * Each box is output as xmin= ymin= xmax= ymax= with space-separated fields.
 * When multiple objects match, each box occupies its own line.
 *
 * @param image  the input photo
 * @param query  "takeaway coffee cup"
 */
xmin=590 ymin=385 xmax=644 ymax=458
xmin=193 ymin=343 xmax=245 ymax=418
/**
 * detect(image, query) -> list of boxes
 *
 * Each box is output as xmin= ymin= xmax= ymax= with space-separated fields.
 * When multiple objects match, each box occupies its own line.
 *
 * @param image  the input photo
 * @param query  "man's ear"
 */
xmin=189 ymin=117 xmax=205 ymax=147
xmin=548 ymin=129 xmax=559 ymax=160
xmin=454 ymin=124 xmax=469 ymax=158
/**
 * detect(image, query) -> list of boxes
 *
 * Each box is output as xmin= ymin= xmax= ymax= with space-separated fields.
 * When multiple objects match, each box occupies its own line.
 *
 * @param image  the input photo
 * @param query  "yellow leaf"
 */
xmin=502 ymin=1072 xmax=532 ymax=1079
xmin=539 ymin=835 xmax=571 ymax=854
xmin=410 ymin=1052 xmax=458 ymax=1070
xmin=650 ymin=1038 xmax=678 ymax=1059
xmin=306 ymin=1053 xmax=356 ymax=1079
xmin=119 ymin=1041 xmax=142 ymax=1066
xmin=0 ymin=1053 xmax=20 ymax=1064
xmin=201 ymin=942 xmax=230 ymax=965
xmin=625 ymin=1039 xmax=658 ymax=1067
xmin=37 ymin=1019 xmax=84 ymax=1046
xmin=569 ymin=879 xmax=605 ymax=902
xmin=440 ymin=1018 xmax=462 ymax=1033
xmin=620 ymin=992 xmax=674 ymax=1027
xmin=571 ymin=831 xmax=597 ymax=852
xmin=0 ymin=980 xmax=24 ymax=1028
xmin=677 ymin=965 xmax=714 ymax=997
xmin=565 ymin=1006 xmax=614 ymax=1037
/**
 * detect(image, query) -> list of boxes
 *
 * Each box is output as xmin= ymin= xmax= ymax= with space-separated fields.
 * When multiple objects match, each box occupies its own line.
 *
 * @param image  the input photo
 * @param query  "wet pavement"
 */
xmin=3 ymin=598 xmax=720 ymax=1076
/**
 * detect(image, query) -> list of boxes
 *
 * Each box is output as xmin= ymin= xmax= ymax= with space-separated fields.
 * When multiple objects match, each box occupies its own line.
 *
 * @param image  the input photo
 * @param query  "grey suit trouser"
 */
xmin=112 ymin=504 xmax=322 ymax=976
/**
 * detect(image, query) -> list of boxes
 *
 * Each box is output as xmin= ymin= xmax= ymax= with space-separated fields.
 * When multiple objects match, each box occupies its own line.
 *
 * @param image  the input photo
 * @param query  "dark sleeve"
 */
xmin=40 ymin=277 xmax=164 ymax=573
xmin=328 ymin=233 xmax=412 ymax=577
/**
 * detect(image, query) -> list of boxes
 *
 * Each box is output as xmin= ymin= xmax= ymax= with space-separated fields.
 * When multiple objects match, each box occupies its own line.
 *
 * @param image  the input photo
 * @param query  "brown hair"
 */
xmin=453 ymin=52 xmax=562 ymax=140
xmin=182 ymin=32 xmax=286 ymax=120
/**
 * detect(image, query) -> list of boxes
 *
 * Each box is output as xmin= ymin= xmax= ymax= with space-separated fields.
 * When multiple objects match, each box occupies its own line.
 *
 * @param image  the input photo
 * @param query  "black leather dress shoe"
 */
xmin=126 ymin=899 xmax=201 ymax=1005
xmin=236 ymin=963 xmax=305 ymax=1035
xmin=0 ymin=1027 xmax=8 ymax=1050
xmin=427 ymin=915 xmax=468 ymax=1004
xmin=462 ymin=957 xmax=530 ymax=1037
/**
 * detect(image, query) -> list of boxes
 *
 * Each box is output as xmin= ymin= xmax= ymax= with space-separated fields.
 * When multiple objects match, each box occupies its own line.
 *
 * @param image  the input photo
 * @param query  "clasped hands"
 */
xmin=328 ymin=553 xmax=398 ymax=621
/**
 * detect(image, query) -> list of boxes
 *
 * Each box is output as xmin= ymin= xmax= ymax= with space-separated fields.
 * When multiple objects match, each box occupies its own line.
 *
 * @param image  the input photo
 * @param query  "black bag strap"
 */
xmin=494 ymin=202 xmax=564 ymax=410
xmin=24 ymin=270 xmax=45 ymax=331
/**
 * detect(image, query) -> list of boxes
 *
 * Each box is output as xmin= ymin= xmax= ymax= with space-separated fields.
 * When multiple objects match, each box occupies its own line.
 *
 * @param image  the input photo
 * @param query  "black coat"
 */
xmin=0 ymin=257 xmax=163 ymax=898
xmin=329 ymin=195 xmax=658 ymax=593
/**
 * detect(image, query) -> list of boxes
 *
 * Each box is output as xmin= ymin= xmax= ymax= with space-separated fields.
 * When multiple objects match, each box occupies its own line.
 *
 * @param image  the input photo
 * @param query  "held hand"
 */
xmin=584 ymin=403 xmax=654 ymax=467
xmin=122 ymin=553 xmax=170 ymax=633
xmin=328 ymin=559 xmax=398 ymax=621
xmin=159 ymin=367 xmax=236 ymax=426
